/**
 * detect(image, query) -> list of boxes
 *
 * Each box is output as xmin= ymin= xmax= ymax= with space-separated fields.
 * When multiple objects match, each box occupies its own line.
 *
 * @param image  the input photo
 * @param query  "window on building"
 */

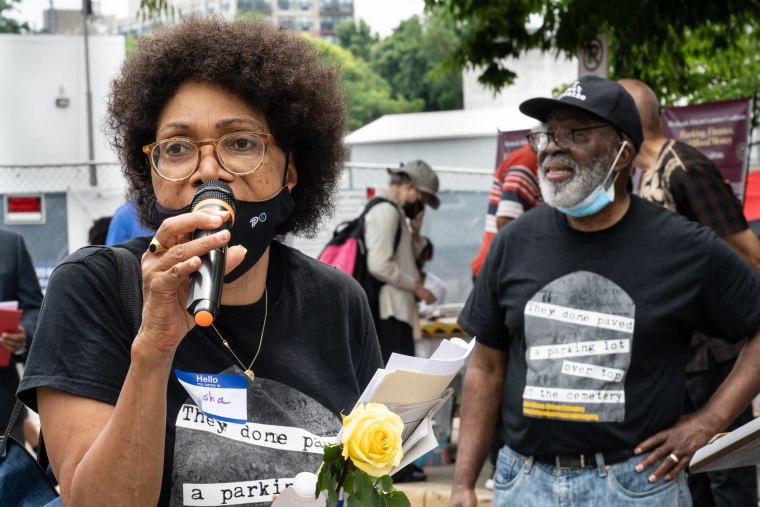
xmin=238 ymin=0 xmax=272 ymax=10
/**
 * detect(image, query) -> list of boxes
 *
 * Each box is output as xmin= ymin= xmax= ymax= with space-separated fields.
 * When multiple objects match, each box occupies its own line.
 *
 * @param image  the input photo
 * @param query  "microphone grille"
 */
xmin=191 ymin=180 xmax=237 ymax=213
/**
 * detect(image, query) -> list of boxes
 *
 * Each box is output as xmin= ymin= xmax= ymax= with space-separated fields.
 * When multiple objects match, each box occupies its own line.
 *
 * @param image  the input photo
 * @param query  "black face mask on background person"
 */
xmin=402 ymin=199 xmax=425 ymax=220
xmin=148 ymin=153 xmax=295 ymax=283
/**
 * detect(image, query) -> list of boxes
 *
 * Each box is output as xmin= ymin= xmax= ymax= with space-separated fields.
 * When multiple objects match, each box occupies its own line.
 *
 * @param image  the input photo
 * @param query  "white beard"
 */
xmin=539 ymin=148 xmax=615 ymax=209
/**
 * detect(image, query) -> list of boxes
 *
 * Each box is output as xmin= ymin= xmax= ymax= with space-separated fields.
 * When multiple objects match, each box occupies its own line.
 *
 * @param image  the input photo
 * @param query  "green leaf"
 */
xmin=326 ymin=487 xmax=340 ymax=507
xmin=351 ymin=470 xmax=375 ymax=499
xmin=342 ymin=473 xmax=355 ymax=494
xmin=316 ymin=464 xmax=334 ymax=498
xmin=383 ymin=490 xmax=412 ymax=507
xmin=425 ymin=0 xmax=760 ymax=105
xmin=322 ymin=444 xmax=343 ymax=463
xmin=377 ymin=475 xmax=394 ymax=493
xmin=347 ymin=488 xmax=382 ymax=507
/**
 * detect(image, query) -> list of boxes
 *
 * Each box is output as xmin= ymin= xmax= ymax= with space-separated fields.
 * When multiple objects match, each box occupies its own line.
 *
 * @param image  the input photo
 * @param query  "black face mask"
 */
xmin=402 ymin=199 xmax=425 ymax=220
xmin=148 ymin=153 xmax=294 ymax=283
xmin=149 ymin=187 xmax=294 ymax=283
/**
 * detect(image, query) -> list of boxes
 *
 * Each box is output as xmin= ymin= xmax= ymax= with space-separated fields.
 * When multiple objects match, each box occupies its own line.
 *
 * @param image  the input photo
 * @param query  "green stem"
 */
xmin=335 ymin=460 xmax=350 ymax=495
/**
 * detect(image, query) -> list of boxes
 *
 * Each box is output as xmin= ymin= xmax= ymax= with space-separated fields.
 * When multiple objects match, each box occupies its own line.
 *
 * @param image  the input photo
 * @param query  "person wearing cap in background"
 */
xmin=620 ymin=78 xmax=760 ymax=507
xmin=364 ymin=159 xmax=440 ymax=482
xmin=449 ymin=75 xmax=760 ymax=507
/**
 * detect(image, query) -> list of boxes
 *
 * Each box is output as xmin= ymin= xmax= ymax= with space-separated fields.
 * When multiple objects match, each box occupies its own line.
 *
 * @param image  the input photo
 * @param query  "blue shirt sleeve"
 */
xmin=106 ymin=203 xmax=153 ymax=246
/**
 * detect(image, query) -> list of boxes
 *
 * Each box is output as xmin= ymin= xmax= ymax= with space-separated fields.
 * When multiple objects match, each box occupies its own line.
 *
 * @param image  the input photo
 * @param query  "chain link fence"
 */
xmin=0 ymin=162 xmax=126 ymax=273
xmin=0 ymin=162 xmax=124 ymax=194
xmin=3 ymin=139 xmax=759 ymax=303
xmin=290 ymin=163 xmax=492 ymax=305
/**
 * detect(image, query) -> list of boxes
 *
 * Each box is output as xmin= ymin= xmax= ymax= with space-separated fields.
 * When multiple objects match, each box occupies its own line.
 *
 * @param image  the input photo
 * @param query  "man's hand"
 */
xmin=449 ymin=486 xmax=478 ymax=507
xmin=1 ymin=325 xmax=27 ymax=353
xmin=634 ymin=411 xmax=718 ymax=482
xmin=414 ymin=282 xmax=436 ymax=305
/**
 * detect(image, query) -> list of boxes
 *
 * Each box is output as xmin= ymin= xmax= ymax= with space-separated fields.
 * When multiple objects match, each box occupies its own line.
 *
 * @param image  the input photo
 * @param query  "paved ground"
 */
xmin=395 ymin=462 xmax=494 ymax=507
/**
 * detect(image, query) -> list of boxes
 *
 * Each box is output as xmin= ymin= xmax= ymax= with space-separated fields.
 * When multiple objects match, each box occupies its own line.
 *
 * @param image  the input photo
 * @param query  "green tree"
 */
xmin=308 ymin=37 xmax=424 ymax=132
xmin=425 ymin=0 xmax=760 ymax=105
xmin=681 ymin=24 xmax=760 ymax=105
xmin=370 ymin=14 xmax=462 ymax=111
xmin=126 ymin=33 xmax=139 ymax=57
xmin=336 ymin=19 xmax=377 ymax=62
xmin=137 ymin=0 xmax=177 ymax=25
xmin=0 ymin=0 xmax=29 ymax=33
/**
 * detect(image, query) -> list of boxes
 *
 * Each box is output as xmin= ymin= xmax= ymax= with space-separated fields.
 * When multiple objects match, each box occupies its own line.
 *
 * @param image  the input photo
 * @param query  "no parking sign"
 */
xmin=578 ymin=31 xmax=609 ymax=79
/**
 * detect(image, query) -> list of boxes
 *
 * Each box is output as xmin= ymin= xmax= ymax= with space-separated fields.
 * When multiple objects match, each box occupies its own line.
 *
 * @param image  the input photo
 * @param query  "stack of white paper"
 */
xmin=353 ymin=337 xmax=475 ymax=472
xmin=690 ymin=416 xmax=760 ymax=473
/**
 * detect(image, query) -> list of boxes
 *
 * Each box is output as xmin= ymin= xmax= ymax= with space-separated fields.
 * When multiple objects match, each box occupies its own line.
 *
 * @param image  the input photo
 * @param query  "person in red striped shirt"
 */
xmin=470 ymin=139 xmax=543 ymax=278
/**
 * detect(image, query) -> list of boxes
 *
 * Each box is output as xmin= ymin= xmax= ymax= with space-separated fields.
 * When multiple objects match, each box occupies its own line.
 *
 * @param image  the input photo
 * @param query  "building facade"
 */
xmin=112 ymin=0 xmax=353 ymax=42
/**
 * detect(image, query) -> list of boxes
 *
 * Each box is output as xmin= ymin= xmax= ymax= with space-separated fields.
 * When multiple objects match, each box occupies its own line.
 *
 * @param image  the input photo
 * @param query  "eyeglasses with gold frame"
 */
xmin=142 ymin=131 xmax=276 ymax=181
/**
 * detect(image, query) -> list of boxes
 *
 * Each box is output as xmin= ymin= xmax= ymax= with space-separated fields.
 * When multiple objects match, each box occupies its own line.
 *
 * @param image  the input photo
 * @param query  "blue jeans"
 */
xmin=493 ymin=445 xmax=692 ymax=506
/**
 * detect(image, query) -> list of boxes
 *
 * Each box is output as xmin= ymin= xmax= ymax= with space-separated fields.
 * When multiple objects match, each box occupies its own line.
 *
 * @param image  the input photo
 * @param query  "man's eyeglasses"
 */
xmin=142 ymin=131 xmax=276 ymax=181
xmin=526 ymin=124 xmax=612 ymax=152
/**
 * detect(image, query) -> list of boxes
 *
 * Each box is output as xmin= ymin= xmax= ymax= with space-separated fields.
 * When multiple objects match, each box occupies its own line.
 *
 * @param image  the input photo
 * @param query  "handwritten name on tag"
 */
xmin=176 ymin=369 xmax=248 ymax=424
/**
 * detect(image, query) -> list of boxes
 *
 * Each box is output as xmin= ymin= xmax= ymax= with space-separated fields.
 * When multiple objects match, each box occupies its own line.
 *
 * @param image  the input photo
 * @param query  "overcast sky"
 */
xmin=10 ymin=0 xmax=425 ymax=37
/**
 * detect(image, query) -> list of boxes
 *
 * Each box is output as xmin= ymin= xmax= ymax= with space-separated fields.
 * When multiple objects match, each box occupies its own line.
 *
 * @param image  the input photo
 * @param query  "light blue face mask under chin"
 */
xmin=555 ymin=141 xmax=628 ymax=218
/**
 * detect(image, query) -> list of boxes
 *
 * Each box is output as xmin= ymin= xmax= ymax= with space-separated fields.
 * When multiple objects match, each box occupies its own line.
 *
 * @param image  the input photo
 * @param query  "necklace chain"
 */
xmin=210 ymin=287 xmax=268 ymax=381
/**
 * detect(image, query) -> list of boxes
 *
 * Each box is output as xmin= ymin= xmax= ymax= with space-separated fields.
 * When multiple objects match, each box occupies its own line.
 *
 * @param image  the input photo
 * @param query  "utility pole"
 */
xmin=83 ymin=0 xmax=96 ymax=186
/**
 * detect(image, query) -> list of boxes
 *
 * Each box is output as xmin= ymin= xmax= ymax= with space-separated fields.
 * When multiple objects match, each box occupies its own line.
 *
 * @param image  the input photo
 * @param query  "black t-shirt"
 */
xmin=19 ymin=237 xmax=382 ymax=506
xmin=458 ymin=196 xmax=760 ymax=456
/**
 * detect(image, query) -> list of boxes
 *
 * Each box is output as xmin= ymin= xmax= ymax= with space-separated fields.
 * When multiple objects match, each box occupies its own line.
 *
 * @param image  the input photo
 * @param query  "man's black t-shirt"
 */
xmin=458 ymin=196 xmax=760 ymax=456
xmin=19 ymin=237 xmax=382 ymax=506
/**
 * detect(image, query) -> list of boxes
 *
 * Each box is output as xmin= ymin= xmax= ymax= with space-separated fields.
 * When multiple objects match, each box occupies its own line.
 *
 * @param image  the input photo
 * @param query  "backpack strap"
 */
xmin=363 ymin=197 xmax=402 ymax=254
xmin=110 ymin=246 xmax=143 ymax=337
xmin=1 ymin=399 xmax=26 ymax=454
xmin=21 ymin=246 xmax=144 ymax=472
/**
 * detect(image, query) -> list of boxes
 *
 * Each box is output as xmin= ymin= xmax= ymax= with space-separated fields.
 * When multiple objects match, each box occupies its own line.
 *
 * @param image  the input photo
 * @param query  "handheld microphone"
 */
xmin=186 ymin=180 xmax=237 ymax=327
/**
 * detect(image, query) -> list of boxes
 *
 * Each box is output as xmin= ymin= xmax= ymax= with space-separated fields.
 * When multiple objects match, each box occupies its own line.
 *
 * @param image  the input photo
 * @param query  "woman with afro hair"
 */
xmin=19 ymin=17 xmax=382 ymax=506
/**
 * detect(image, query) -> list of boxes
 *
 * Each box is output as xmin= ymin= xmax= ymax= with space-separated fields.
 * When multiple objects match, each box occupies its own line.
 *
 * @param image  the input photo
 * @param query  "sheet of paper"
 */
xmin=383 ymin=388 xmax=455 ymax=442
xmin=357 ymin=369 xmax=387 ymax=404
xmin=0 ymin=308 xmax=23 ymax=367
xmin=390 ymin=389 xmax=454 ymax=473
xmin=368 ymin=371 xmax=457 ymax=405
xmin=339 ymin=338 xmax=474 ymax=471
xmin=0 ymin=300 xmax=19 ymax=311
xmin=690 ymin=416 xmax=760 ymax=472
xmin=355 ymin=339 xmax=473 ymax=471
xmin=429 ymin=337 xmax=475 ymax=361
xmin=385 ymin=337 xmax=474 ymax=375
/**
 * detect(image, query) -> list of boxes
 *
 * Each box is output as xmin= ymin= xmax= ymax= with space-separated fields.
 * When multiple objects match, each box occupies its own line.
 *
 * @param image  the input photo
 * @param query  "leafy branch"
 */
xmin=317 ymin=444 xmax=410 ymax=507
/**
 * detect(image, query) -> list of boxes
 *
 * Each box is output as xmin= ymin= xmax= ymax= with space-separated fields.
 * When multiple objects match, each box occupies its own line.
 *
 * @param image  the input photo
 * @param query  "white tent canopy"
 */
xmin=347 ymin=107 xmax=537 ymax=171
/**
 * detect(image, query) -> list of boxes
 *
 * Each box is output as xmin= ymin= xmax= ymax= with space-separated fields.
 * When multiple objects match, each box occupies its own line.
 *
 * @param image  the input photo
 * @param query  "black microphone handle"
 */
xmin=186 ymin=202 xmax=232 ymax=327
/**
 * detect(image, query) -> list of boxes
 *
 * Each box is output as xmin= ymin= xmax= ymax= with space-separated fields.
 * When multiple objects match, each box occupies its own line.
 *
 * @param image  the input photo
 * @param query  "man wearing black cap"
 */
xmin=450 ymin=76 xmax=760 ymax=506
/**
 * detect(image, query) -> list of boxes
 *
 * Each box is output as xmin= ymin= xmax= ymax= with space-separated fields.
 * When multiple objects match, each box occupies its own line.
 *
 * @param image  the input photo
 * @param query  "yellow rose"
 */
xmin=340 ymin=403 xmax=404 ymax=477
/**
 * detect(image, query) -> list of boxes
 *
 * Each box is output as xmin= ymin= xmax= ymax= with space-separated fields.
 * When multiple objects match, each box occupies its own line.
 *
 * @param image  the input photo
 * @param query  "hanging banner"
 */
xmin=496 ymin=129 xmax=531 ymax=168
xmin=661 ymin=97 xmax=753 ymax=201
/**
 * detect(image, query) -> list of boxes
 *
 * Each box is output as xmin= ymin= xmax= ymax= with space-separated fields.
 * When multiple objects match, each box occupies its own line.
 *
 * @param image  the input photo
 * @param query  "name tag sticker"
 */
xmin=175 ymin=369 xmax=248 ymax=424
